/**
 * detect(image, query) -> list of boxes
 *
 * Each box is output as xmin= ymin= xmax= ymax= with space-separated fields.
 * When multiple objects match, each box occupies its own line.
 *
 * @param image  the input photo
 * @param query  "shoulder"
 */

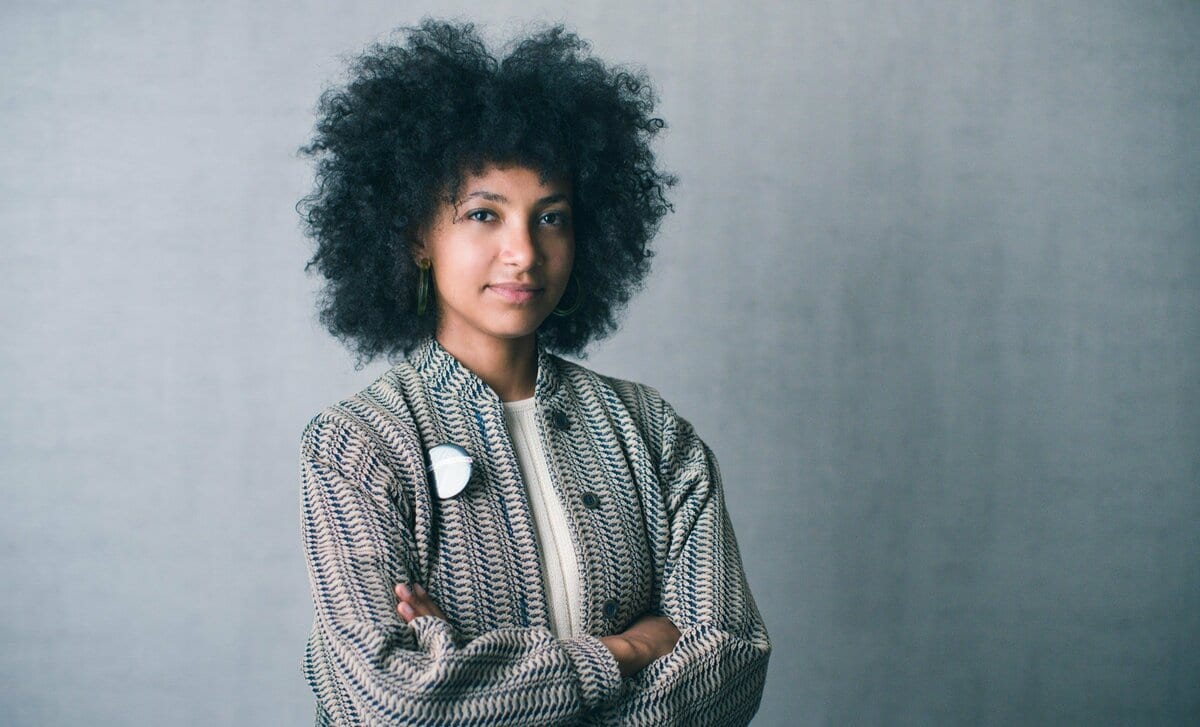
xmin=548 ymin=356 xmax=717 ymax=497
xmin=547 ymin=354 xmax=683 ymax=449
xmin=299 ymin=362 xmax=425 ymax=474
xmin=552 ymin=354 xmax=664 ymax=409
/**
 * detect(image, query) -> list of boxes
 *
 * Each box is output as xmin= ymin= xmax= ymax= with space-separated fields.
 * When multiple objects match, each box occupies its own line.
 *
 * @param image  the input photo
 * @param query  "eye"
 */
xmin=465 ymin=209 xmax=497 ymax=223
xmin=539 ymin=211 xmax=570 ymax=226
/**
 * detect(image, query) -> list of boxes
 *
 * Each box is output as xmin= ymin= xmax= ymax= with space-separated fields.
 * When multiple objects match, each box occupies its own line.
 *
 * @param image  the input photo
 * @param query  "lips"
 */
xmin=487 ymin=283 xmax=544 ymax=304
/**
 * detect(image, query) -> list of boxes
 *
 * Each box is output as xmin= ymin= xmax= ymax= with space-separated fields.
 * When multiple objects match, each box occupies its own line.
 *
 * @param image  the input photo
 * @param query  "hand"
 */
xmin=600 ymin=613 xmax=681 ymax=677
xmin=394 ymin=582 xmax=448 ymax=623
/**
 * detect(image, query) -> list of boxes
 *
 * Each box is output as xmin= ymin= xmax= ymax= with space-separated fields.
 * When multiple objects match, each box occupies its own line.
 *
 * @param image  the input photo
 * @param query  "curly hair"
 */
xmin=298 ymin=19 xmax=676 ymax=364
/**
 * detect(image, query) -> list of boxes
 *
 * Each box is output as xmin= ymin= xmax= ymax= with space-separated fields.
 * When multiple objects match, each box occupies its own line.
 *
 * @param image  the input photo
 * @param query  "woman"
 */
xmin=298 ymin=20 xmax=770 ymax=725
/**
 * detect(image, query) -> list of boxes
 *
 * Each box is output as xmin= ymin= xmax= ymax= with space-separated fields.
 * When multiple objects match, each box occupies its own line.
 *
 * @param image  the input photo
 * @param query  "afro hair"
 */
xmin=298 ymin=19 xmax=676 ymax=364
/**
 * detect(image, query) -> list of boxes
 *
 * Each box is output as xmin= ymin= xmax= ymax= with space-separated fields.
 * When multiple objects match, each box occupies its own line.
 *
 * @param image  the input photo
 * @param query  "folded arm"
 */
xmin=301 ymin=410 xmax=622 ymax=726
xmin=394 ymin=583 xmax=680 ymax=679
xmin=588 ymin=392 xmax=772 ymax=726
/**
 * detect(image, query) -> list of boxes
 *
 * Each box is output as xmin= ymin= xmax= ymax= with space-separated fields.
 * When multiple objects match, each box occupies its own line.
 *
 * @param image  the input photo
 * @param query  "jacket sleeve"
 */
xmin=300 ymin=409 xmax=623 ymax=726
xmin=589 ymin=393 xmax=772 ymax=726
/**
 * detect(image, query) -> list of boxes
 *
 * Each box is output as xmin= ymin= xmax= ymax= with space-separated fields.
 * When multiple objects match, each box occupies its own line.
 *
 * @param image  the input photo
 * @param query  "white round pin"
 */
xmin=427 ymin=443 xmax=473 ymax=499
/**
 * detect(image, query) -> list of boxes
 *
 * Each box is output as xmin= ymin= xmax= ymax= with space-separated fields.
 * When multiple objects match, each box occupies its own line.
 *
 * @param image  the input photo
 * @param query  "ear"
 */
xmin=409 ymin=239 xmax=429 ymax=266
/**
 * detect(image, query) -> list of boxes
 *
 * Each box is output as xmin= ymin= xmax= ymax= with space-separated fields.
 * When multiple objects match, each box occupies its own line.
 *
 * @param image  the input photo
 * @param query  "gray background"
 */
xmin=2 ymin=1 xmax=1197 ymax=724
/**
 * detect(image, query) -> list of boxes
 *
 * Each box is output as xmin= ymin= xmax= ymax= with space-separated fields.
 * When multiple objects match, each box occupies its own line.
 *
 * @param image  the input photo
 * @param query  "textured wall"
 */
xmin=1 ymin=1 xmax=1196 ymax=724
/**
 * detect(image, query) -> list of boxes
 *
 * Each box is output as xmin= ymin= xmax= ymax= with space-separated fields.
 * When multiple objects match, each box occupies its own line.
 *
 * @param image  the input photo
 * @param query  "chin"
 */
xmin=495 ymin=312 xmax=553 ymax=334
xmin=496 ymin=325 xmax=546 ymax=340
xmin=441 ymin=305 xmax=554 ymax=346
xmin=475 ymin=320 xmax=545 ymax=342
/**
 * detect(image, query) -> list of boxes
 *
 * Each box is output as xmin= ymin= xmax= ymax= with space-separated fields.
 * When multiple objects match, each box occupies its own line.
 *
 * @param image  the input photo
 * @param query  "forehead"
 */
xmin=455 ymin=163 xmax=571 ymax=201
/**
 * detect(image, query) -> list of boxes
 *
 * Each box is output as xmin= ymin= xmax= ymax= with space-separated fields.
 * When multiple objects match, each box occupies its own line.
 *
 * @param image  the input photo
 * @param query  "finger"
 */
xmin=397 ymin=601 xmax=415 ymax=622
xmin=409 ymin=590 xmax=445 ymax=620
xmin=405 ymin=595 xmax=429 ymax=616
xmin=396 ymin=583 xmax=448 ymax=621
xmin=396 ymin=582 xmax=430 ymax=605
xmin=399 ymin=589 xmax=430 ymax=610
xmin=425 ymin=599 xmax=448 ymax=621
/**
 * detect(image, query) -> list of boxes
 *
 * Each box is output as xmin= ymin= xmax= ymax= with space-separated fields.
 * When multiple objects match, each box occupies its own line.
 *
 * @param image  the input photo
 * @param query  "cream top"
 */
xmin=501 ymin=397 xmax=583 ymax=639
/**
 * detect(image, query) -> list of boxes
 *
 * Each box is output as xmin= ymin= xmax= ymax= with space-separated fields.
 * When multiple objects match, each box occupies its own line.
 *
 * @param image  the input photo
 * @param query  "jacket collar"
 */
xmin=408 ymin=334 xmax=562 ymax=404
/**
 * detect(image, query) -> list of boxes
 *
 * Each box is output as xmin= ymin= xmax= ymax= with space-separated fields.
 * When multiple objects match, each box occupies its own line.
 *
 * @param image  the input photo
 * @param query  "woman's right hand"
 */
xmin=397 ymin=579 xmax=679 ymax=678
xmin=599 ymin=614 xmax=681 ymax=677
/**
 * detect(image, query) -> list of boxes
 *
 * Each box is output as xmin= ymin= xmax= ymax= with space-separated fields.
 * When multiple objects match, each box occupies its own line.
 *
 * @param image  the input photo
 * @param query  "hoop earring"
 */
xmin=551 ymin=277 xmax=584 ymax=317
xmin=416 ymin=259 xmax=432 ymax=316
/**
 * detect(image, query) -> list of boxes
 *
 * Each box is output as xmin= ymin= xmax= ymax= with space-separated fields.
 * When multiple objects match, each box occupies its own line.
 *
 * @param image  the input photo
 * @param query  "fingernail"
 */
xmin=398 ymin=602 xmax=413 ymax=618
xmin=396 ymin=583 xmax=409 ymax=597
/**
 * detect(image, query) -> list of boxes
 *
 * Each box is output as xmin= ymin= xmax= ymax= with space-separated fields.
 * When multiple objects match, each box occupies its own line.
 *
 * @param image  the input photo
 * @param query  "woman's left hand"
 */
xmin=394 ymin=582 xmax=448 ymax=623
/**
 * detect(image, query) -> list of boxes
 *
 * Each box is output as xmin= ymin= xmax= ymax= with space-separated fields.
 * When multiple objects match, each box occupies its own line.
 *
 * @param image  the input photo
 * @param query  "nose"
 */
xmin=499 ymin=221 xmax=541 ymax=269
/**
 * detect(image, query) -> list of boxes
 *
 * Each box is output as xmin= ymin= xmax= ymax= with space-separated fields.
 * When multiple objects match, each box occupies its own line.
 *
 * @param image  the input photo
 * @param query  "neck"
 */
xmin=434 ymin=329 xmax=538 ymax=402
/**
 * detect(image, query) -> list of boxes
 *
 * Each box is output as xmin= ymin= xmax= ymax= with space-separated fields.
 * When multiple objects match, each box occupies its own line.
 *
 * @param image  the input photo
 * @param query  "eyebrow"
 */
xmin=461 ymin=190 xmax=571 ymax=206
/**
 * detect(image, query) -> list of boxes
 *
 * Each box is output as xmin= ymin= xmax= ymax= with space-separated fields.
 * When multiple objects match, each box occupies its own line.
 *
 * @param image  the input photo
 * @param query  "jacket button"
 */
xmin=581 ymin=492 xmax=600 ymax=509
xmin=551 ymin=410 xmax=570 ymax=431
xmin=602 ymin=599 xmax=619 ymax=619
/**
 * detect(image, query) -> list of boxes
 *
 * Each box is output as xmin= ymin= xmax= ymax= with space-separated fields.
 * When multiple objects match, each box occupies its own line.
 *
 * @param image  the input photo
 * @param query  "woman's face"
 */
xmin=415 ymin=164 xmax=575 ymax=351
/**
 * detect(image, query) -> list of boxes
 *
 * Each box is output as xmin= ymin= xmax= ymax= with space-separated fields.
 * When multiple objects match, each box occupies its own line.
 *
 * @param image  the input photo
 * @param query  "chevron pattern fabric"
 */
xmin=300 ymin=335 xmax=771 ymax=725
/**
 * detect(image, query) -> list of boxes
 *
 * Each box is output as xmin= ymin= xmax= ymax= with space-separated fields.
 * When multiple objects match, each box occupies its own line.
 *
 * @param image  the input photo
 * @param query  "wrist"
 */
xmin=599 ymin=634 xmax=650 ymax=677
xmin=622 ymin=632 xmax=655 ymax=664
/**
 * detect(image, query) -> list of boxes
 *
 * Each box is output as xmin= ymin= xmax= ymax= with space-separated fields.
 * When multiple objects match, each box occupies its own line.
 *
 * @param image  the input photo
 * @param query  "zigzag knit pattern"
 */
xmin=300 ymin=336 xmax=771 ymax=725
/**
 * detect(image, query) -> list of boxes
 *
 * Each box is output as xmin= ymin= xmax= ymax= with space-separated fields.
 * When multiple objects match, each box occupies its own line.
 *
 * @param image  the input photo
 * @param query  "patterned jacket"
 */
xmin=300 ymin=335 xmax=771 ymax=725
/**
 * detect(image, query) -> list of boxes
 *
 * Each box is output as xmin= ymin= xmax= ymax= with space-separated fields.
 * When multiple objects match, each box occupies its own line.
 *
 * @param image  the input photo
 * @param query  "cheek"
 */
xmin=432 ymin=250 xmax=487 ymax=290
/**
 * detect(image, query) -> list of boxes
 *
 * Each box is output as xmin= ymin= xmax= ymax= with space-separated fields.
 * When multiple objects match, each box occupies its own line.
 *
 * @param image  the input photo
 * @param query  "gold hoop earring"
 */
xmin=416 ymin=259 xmax=432 ymax=316
xmin=552 ymin=277 xmax=584 ymax=317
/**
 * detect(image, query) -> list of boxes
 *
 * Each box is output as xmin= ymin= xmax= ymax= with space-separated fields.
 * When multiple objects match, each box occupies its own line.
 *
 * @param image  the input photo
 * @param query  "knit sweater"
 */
xmin=299 ymin=335 xmax=771 ymax=725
